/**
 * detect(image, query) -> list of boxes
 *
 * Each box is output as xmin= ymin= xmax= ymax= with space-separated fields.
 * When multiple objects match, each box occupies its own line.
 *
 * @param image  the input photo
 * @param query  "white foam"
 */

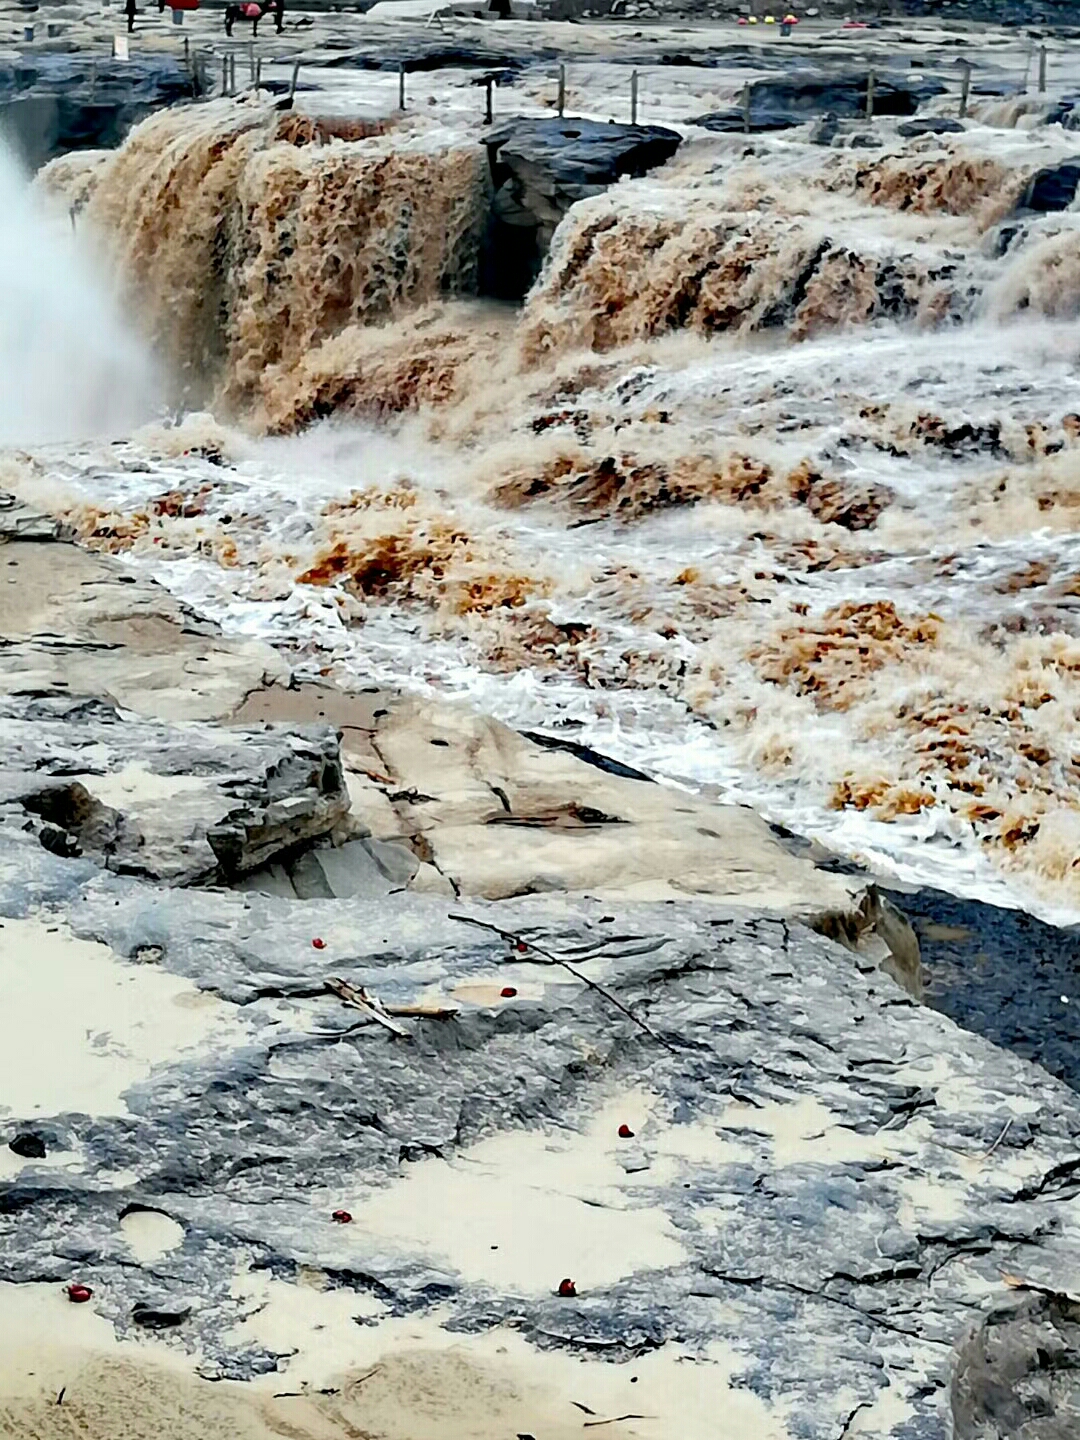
xmin=0 ymin=145 xmax=158 ymax=445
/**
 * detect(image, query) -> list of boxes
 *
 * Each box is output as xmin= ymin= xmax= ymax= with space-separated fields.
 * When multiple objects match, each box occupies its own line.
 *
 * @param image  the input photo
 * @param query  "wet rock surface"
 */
xmin=884 ymin=884 xmax=1080 ymax=1093
xmin=897 ymin=115 xmax=966 ymax=137
xmin=692 ymin=70 xmax=946 ymax=133
xmin=0 ymin=54 xmax=197 ymax=168
xmin=7 ymin=850 xmax=1080 ymax=1438
xmin=0 ymin=517 xmax=286 ymax=721
xmin=0 ymin=694 xmax=349 ymax=884
xmin=1019 ymin=157 xmax=1080 ymax=212
xmin=484 ymin=115 xmax=682 ymax=196
xmin=4 ymin=522 xmax=1080 ymax=1436
xmin=481 ymin=116 xmax=681 ymax=296
xmin=951 ymin=1289 xmax=1080 ymax=1439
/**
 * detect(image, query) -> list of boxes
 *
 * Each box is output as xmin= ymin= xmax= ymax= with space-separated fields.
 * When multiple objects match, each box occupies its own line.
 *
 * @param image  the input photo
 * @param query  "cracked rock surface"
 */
xmin=7 ymin=861 xmax=1080 ymax=1437
xmin=0 ymin=695 xmax=349 ymax=884
xmin=3 ymin=516 xmax=1080 ymax=1438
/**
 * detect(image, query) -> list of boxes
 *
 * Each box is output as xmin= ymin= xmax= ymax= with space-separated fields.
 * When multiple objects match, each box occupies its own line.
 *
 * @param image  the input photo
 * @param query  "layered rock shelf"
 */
xmin=2 ymin=500 xmax=1080 ymax=1437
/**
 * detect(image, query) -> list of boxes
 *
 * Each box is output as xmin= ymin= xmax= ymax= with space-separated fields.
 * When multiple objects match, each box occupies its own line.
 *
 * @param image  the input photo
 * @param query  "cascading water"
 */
xmin=0 ymin=143 xmax=157 ymax=446
xmin=40 ymin=100 xmax=492 ymax=421
xmin=19 ymin=97 xmax=1080 ymax=919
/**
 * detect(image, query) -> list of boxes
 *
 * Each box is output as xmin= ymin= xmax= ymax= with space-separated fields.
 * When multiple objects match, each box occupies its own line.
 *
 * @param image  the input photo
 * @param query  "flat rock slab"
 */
xmin=485 ymin=115 xmax=683 ymax=190
xmin=483 ymin=115 xmax=682 ymax=241
xmin=0 ymin=55 xmax=196 ymax=167
xmin=2 ymin=858 xmax=1080 ymax=1436
xmin=897 ymin=116 xmax=967 ymax=137
xmin=0 ymin=515 xmax=286 ymax=720
xmin=0 ymin=55 xmax=192 ymax=105
xmin=233 ymin=688 xmax=922 ymax=991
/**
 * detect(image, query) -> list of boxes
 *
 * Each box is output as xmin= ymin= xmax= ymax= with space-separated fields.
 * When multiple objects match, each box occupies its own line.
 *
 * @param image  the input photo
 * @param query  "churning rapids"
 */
xmin=11 ymin=86 xmax=1080 ymax=922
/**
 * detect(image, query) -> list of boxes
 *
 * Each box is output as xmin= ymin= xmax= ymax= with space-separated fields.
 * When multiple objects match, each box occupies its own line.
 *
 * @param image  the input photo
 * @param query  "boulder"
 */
xmin=483 ymin=115 xmax=682 ymax=199
xmin=692 ymin=71 xmax=946 ymax=133
xmin=897 ymin=115 xmax=967 ymax=136
xmin=1019 ymin=158 xmax=1080 ymax=212
xmin=480 ymin=116 xmax=681 ymax=297
xmin=952 ymin=1289 xmax=1080 ymax=1437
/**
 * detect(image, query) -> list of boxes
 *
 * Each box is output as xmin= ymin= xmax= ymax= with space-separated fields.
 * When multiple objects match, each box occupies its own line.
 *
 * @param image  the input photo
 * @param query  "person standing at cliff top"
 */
xmin=274 ymin=0 xmax=284 ymax=31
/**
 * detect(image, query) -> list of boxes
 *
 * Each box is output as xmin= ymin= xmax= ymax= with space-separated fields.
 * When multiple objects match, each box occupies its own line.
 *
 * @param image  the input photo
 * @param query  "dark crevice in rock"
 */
xmin=1009 ymin=1157 xmax=1080 ymax=1204
xmin=701 ymin=1269 xmax=953 ymax=1347
xmin=518 ymin=729 xmax=654 ymax=781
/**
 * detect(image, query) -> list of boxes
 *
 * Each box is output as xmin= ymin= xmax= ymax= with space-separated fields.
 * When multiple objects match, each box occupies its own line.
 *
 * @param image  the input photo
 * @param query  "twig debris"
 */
xmin=583 ymin=1415 xmax=654 ymax=1428
xmin=448 ymin=914 xmax=677 ymax=1052
xmin=326 ymin=978 xmax=410 ymax=1037
xmin=326 ymin=978 xmax=459 ymax=1030
xmin=985 ymin=1118 xmax=1013 ymax=1159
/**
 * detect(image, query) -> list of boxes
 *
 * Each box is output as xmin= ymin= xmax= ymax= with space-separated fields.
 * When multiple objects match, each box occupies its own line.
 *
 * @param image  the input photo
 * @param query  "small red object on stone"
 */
xmin=331 ymin=1209 xmax=352 ymax=1224
xmin=312 ymin=937 xmax=326 ymax=950
xmin=515 ymin=940 xmax=528 ymax=953
xmin=500 ymin=986 xmax=518 ymax=998
xmin=66 ymin=1284 xmax=93 ymax=1303
xmin=557 ymin=1278 xmax=577 ymax=1297
xmin=618 ymin=1124 xmax=635 ymax=1139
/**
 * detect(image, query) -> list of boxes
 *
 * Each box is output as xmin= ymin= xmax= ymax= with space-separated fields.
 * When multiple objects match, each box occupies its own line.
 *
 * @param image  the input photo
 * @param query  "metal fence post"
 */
xmin=557 ymin=62 xmax=565 ymax=118
xmin=630 ymin=68 xmax=638 ymax=124
xmin=1039 ymin=45 xmax=1047 ymax=93
xmin=866 ymin=67 xmax=875 ymax=118
xmin=398 ymin=61 xmax=406 ymax=108
xmin=959 ymin=59 xmax=971 ymax=118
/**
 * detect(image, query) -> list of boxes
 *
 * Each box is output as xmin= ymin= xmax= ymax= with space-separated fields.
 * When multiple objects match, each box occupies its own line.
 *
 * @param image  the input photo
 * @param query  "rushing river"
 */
xmin=10 ymin=64 xmax=1080 ymax=923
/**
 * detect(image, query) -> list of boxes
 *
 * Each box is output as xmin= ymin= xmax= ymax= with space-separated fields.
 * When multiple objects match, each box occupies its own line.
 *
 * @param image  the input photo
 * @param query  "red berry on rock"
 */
xmin=515 ymin=941 xmax=528 ymax=953
xmin=311 ymin=938 xmax=326 ymax=950
xmin=557 ymin=1278 xmax=577 ymax=1297
xmin=66 ymin=1284 xmax=93 ymax=1303
xmin=618 ymin=1124 xmax=635 ymax=1139
xmin=331 ymin=1209 xmax=352 ymax=1224
xmin=500 ymin=986 xmax=518 ymax=998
